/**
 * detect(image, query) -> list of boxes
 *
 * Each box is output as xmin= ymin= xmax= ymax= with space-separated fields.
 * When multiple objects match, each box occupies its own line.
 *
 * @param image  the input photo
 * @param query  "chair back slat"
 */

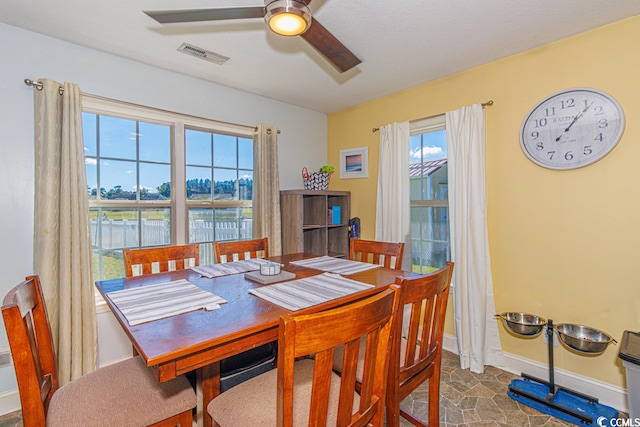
xmin=349 ymin=238 xmax=404 ymax=270
xmin=387 ymin=262 xmax=454 ymax=426
xmin=278 ymin=286 xmax=400 ymax=427
xmin=2 ymin=276 xmax=58 ymax=425
xmin=123 ymin=244 xmax=199 ymax=277
xmin=214 ymin=238 xmax=269 ymax=264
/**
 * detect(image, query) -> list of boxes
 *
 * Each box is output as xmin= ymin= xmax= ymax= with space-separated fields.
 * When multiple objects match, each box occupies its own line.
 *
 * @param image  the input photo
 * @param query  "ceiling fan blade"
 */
xmin=144 ymin=7 xmax=266 ymax=24
xmin=300 ymin=19 xmax=361 ymax=73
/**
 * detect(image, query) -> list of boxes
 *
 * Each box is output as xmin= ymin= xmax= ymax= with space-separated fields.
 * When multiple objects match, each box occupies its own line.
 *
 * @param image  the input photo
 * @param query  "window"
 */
xmin=83 ymin=97 xmax=253 ymax=282
xmin=409 ymin=115 xmax=450 ymax=273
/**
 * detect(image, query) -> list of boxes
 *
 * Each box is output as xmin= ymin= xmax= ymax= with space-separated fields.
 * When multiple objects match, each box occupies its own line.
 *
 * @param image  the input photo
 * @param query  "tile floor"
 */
xmin=0 ymin=350 xmax=623 ymax=426
xmin=399 ymin=350 xmax=621 ymax=426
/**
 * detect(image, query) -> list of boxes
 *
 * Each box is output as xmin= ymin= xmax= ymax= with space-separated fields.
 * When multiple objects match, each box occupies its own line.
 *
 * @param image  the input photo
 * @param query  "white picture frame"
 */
xmin=340 ymin=147 xmax=369 ymax=179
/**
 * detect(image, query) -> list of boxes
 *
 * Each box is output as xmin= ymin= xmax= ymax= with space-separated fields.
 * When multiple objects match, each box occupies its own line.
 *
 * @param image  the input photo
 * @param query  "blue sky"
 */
xmin=409 ymin=129 xmax=447 ymax=163
xmin=83 ymin=113 xmax=253 ymax=195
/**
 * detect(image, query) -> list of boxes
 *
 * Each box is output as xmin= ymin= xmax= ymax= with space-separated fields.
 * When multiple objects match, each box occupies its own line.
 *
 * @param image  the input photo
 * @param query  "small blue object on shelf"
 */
xmin=331 ymin=206 xmax=341 ymax=225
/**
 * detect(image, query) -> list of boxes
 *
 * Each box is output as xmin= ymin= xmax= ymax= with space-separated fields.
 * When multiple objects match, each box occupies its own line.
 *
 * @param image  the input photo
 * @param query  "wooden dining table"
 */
xmin=95 ymin=253 xmax=414 ymax=427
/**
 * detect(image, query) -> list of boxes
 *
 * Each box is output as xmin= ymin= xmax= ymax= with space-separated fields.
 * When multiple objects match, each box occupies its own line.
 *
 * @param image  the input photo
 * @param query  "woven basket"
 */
xmin=302 ymin=169 xmax=330 ymax=190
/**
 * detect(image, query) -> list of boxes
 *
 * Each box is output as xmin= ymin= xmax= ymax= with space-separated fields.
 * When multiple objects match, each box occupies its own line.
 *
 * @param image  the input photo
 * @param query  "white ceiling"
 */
xmin=2 ymin=0 xmax=639 ymax=113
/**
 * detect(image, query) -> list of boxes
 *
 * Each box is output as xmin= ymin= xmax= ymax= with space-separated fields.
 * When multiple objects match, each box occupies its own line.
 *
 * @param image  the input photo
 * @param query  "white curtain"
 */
xmin=446 ymin=104 xmax=504 ymax=373
xmin=33 ymin=79 xmax=96 ymax=384
xmin=253 ymin=124 xmax=282 ymax=255
xmin=375 ymin=122 xmax=411 ymax=270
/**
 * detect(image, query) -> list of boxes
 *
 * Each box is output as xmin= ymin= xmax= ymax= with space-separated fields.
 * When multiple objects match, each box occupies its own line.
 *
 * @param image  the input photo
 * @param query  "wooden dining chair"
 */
xmin=332 ymin=262 xmax=453 ymax=426
xmin=208 ymin=285 xmax=400 ymax=426
xmin=212 ymin=237 xmax=276 ymax=391
xmin=214 ymin=237 xmax=268 ymax=263
xmin=350 ymin=238 xmax=405 ymax=269
xmin=123 ymin=244 xmax=199 ymax=277
xmin=2 ymin=275 xmax=196 ymax=427
xmin=386 ymin=262 xmax=453 ymax=426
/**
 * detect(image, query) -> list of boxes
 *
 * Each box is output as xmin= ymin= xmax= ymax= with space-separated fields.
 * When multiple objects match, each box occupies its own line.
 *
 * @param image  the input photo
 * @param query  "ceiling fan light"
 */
xmin=265 ymin=0 xmax=311 ymax=36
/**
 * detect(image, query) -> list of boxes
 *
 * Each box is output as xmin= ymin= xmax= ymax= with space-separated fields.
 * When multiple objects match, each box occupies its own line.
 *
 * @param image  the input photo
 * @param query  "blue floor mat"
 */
xmin=508 ymin=379 xmax=619 ymax=425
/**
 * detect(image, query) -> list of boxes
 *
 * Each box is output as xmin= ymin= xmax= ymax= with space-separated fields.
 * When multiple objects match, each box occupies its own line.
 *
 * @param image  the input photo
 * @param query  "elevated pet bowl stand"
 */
xmin=500 ymin=317 xmax=618 ymax=425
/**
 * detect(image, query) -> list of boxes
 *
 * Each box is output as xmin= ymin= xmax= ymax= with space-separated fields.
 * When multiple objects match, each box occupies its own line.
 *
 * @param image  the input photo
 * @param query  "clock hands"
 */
xmin=555 ymin=102 xmax=594 ymax=142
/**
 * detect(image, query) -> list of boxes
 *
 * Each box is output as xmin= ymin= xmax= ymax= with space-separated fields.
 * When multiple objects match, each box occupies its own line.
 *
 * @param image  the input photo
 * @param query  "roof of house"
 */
xmin=409 ymin=159 xmax=448 ymax=178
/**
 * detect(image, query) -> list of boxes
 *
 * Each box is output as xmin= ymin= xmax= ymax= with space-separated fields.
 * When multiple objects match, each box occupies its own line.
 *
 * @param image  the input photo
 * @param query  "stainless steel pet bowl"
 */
xmin=554 ymin=323 xmax=616 ymax=354
xmin=496 ymin=312 xmax=547 ymax=337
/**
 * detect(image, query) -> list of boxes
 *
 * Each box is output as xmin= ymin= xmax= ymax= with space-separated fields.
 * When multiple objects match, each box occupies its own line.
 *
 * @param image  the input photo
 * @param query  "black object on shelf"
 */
xmin=348 ymin=217 xmax=360 ymax=238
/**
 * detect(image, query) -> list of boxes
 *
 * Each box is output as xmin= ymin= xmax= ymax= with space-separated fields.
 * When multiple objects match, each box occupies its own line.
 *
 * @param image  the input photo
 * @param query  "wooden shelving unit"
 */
xmin=280 ymin=190 xmax=351 ymax=258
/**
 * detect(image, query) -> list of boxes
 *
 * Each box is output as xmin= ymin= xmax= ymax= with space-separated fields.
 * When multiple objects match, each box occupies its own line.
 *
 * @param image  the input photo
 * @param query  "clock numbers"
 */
xmin=520 ymin=88 xmax=625 ymax=170
xmin=534 ymin=118 xmax=547 ymax=128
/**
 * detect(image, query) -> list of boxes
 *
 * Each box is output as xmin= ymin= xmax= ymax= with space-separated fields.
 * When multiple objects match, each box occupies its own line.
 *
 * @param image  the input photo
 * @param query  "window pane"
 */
xmin=410 ymin=206 xmax=449 ymax=272
xmin=101 ymin=159 xmax=137 ymax=200
xmin=97 ymin=209 xmax=140 ymax=249
xmin=186 ymin=166 xmax=213 ymax=200
xmin=99 ymin=115 xmax=136 ymax=160
xmin=238 ymin=137 xmax=253 ymax=169
xmin=139 ymin=162 xmax=171 ymax=200
xmin=240 ymin=207 xmax=253 ymax=240
xmin=215 ymin=208 xmax=240 ymax=241
xmin=86 ymin=160 xmax=97 ymax=199
xmin=92 ymin=248 xmax=125 ymax=283
xmin=83 ymin=112 xmax=97 ymax=157
xmin=214 ymin=168 xmax=237 ymax=200
xmin=409 ymin=130 xmax=448 ymax=201
xmin=139 ymin=122 xmax=171 ymax=163
xmin=214 ymin=134 xmax=237 ymax=168
xmin=141 ymin=208 xmax=171 ymax=246
xmin=409 ymin=135 xmax=422 ymax=164
xmin=189 ymin=208 xmax=214 ymax=244
xmin=185 ymin=129 xmax=212 ymax=166
xmin=239 ymin=170 xmax=253 ymax=200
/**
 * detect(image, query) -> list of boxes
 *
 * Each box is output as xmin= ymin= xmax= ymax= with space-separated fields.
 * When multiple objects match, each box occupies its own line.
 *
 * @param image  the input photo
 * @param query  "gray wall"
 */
xmin=0 ymin=23 xmax=327 ymax=412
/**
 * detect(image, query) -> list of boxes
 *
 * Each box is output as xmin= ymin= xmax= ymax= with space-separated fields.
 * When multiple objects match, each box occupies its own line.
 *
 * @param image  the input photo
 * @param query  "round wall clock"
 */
xmin=520 ymin=88 xmax=625 ymax=170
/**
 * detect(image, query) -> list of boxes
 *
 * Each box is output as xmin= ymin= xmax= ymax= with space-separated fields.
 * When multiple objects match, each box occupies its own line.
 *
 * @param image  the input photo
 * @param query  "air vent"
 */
xmin=177 ymin=43 xmax=229 ymax=65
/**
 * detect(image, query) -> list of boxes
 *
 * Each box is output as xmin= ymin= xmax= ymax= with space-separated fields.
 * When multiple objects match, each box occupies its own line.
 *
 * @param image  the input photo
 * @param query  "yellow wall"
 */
xmin=328 ymin=16 xmax=640 ymax=388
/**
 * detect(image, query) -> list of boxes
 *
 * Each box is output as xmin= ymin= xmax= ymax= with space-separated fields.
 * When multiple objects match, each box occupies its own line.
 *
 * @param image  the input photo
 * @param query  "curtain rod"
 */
xmin=25 ymin=78 xmax=64 ymax=95
xmin=24 ymin=78 xmax=278 ymax=133
xmin=371 ymin=100 xmax=493 ymax=132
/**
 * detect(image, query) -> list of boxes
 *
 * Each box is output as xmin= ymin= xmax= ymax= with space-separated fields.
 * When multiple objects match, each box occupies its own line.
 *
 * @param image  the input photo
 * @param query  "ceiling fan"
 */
xmin=143 ymin=0 xmax=361 ymax=73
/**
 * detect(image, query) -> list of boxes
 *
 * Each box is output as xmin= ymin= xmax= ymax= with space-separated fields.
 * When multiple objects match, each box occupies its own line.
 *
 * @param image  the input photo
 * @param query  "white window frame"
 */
xmin=410 ymin=114 xmax=449 ymax=272
xmin=83 ymin=96 xmax=253 ymax=309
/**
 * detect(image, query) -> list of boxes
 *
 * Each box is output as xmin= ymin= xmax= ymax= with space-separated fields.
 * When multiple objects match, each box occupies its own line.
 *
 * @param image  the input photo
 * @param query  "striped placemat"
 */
xmin=289 ymin=256 xmax=381 ymax=275
xmin=249 ymin=272 xmax=374 ymax=311
xmin=191 ymin=258 xmax=273 ymax=278
xmin=107 ymin=279 xmax=227 ymax=326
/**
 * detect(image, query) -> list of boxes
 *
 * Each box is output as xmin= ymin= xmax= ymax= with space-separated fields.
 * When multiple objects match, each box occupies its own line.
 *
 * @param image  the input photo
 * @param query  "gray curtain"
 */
xmin=33 ymin=79 xmax=96 ymax=384
xmin=252 ymin=124 xmax=282 ymax=255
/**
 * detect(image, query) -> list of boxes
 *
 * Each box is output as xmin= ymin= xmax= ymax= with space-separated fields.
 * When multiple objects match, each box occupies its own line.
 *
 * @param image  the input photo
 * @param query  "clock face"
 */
xmin=520 ymin=88 xmax=625 ymax=170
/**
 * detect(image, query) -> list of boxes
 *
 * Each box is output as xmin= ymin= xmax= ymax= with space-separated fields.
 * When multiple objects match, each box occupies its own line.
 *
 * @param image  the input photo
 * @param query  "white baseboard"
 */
xmin=0 ymin=389 xmax=20 ymax=416
xmin=442 ymin=333 xmax=628 ymax=413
